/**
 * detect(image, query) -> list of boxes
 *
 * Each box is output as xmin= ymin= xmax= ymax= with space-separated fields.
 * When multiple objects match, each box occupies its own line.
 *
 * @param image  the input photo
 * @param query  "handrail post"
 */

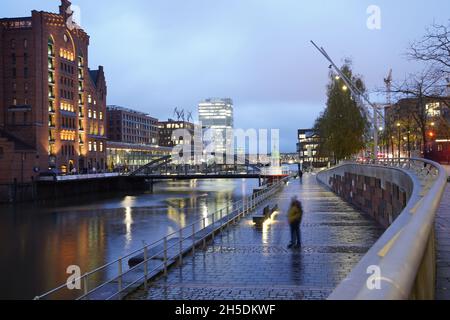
xmin=163 ymin=237 xmax=168 ymax=275
xmin=212 ymin=212 xmax=215 ymax=241
xmin=202 ymin=218 xmax=207 ymax=248
xmin=83 ymin=274 xmax=88 ymax=297
xmin=118 ymin=258 xmax=123 ymax=293
xmin=179 ymin=229 xmax=183 ymax=265
xmin=144 ymin=245 xmax=148 ymax=290
xmin=192 ymin=224 xmax=196 ymax=254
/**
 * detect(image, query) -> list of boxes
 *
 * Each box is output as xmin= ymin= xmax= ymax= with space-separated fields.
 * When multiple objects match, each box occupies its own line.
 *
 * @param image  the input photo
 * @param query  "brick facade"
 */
xmin=0 ymin=0 xmax=107 ymax=180
xmin=328 ymin=172 xmax=408 ymax=228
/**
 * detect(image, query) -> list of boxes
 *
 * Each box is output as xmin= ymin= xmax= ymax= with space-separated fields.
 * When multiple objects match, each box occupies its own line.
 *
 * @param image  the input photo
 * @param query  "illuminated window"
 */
xmin=88 ymin=95 xmax=92 ymax=104
xmin=88 ymin=141 xmax=92 ymax=152
xmin=99 ymin=112 xmax=103 ymax=120
xmin=88 ymin=109 xmax=92 ymax=118
xmin=93 ymin=142 xmax=97 ymax=152
xmin=93 ymin=111 xmax=97 ymax=119
xmin=99 ymin=142 xmax=104 ymax=152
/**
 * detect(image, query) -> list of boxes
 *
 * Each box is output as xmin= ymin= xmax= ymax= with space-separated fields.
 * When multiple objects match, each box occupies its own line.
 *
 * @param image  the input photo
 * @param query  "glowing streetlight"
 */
xmin=342 ymin=85 xmax=348 ymax=91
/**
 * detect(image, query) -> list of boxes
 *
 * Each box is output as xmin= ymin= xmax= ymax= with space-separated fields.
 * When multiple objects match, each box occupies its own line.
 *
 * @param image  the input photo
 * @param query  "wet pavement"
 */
xmin=128 ymin=174 xmax=384 ymax=300
xmin=436 ymin=183 xmax=450 ymax=300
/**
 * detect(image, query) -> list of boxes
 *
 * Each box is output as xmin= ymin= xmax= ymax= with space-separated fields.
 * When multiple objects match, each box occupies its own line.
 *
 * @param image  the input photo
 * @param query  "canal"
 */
xmin=0 ymin=178 xmax=260 ymax=300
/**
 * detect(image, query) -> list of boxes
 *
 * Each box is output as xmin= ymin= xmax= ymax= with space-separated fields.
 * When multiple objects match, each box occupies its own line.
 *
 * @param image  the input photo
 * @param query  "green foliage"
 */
xmin=314 ymin=62 xmax=368 ymax=162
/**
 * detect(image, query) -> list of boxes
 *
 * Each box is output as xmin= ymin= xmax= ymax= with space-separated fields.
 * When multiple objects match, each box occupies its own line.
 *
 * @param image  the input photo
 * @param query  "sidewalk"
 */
xmin=127 ymin=174 xmax=384 ymax=300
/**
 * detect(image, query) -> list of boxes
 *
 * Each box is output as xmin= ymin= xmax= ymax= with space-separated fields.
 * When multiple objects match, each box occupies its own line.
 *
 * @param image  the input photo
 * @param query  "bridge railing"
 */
xmin=321 ymin=158 xmax=448 ymax=300
xmin=34 ymin=177 xmax=289 ymax=300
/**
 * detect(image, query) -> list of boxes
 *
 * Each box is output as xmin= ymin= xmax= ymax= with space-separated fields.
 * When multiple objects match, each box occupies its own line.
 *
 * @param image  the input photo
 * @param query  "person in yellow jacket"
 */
xmin=288 ymin=197 xmax=303 ymax=249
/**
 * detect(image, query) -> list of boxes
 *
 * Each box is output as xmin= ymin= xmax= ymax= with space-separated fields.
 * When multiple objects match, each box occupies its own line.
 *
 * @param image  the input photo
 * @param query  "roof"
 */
xmin=0 ymin=128 xmax=36 ymax=151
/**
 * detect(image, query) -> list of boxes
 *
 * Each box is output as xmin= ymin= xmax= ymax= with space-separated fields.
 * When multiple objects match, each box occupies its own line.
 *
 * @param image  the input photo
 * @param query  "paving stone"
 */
xmin=126 ymin=174 xmax=384 ymax=301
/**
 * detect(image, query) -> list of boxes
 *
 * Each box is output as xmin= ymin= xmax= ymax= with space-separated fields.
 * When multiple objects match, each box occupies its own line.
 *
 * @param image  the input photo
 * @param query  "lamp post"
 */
xmin=397 ymin=122 xmax=401 ymax=160
xmin=311 ymin=41 xmax=384 ymax=162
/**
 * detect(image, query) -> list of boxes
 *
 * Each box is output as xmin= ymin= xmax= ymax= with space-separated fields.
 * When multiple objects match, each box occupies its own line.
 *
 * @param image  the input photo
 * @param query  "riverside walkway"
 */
xmin=436 ymin=183 xmax=450 ymax=300
xmin=127 ymin=174 xmax=384 ymax=300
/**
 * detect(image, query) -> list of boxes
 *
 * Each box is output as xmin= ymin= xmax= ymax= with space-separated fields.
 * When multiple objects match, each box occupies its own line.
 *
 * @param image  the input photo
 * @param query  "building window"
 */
xmin=12 ymin=53 xmax=16 ymax=65
xmin=93 ymin=142 xmax=97 ymax=152
xmin=99 ymin=112 xmax=103 ymax=120
xmin=11 ymin=39 xmax=16 ymax=49
xmin=88 ymin=109 xmax=92 ymax=118
xmin=88 ymin=141 xmax=92 ymax=152
xmin=93 ymin=111 xmax=97 ymax=119
xmin=24 ymin=67 xmax=28 ymax=78
xmin=99 ymin=142 xmax=104 ymax=152
xmin=23 ymin=39 xmax=28 ymax=49
xmin=12 ymin=68 xmax=16 ymax=78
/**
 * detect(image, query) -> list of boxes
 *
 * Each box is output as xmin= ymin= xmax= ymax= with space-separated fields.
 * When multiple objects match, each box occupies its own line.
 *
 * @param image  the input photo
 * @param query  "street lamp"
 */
xmin=397 ymin=122 xmax=401 ymax=160
xmin=311 ymin=41 xmax=385 ymax=163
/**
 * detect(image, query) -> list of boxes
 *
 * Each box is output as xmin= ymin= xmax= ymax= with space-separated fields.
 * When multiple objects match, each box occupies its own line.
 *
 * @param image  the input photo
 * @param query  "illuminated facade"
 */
xmin=297 ymin=129 xmax=328 ymax=168
xmin=106 ymin=141 xmax=171 ymax=173
xmin=0 ymin=0 xmax=107 ymax=177
xmin=198 ymin=98 xmax=234 ymax=154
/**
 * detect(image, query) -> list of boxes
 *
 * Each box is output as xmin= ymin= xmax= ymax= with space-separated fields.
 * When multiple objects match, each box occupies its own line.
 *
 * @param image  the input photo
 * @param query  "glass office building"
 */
xmin=198 ymin=98 xmax=234 ymax=154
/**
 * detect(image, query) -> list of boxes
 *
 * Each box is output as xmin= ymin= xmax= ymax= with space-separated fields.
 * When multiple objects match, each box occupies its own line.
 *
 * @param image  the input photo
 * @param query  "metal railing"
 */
xmin=324 ymin=158 xmax=448 ymax=300
xmin=34 ymin=177 xmax=289 ymax=300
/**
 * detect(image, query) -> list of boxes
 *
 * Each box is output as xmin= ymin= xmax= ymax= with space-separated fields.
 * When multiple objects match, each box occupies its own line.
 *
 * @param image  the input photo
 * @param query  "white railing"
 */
xmin=323 ymin=158 xmax=448 ymax=300
xmin=34 ymin=177 xmax=289 ymax=300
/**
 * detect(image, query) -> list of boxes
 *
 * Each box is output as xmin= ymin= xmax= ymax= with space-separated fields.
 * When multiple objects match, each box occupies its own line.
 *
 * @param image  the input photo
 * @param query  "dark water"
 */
xmin=0 ymin=178 xmax=259 ymax=300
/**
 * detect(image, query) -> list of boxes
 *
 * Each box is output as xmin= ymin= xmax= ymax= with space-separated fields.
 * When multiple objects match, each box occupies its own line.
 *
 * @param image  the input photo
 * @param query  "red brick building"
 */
xmin=106 ymin=105 xmax=159 ymax=145
xmin=0 ymin=0 xmax=107 ymax=182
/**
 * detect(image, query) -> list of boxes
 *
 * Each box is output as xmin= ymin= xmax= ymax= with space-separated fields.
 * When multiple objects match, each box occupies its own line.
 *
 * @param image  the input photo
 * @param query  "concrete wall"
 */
xmin=317 ymin=164 xmax=414 ymax=228
xmin=320 ymin=161 xmax=448 ymax=300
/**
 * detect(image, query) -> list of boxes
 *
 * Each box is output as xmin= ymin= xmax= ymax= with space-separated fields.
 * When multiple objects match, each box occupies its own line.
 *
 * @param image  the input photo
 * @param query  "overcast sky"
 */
xmin=2 ymin=0 xmax=450 ymax=152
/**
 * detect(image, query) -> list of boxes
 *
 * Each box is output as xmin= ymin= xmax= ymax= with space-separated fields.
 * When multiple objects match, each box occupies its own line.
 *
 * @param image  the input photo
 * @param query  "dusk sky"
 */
xmin=2 ymin=0 xmax=450 ymax=152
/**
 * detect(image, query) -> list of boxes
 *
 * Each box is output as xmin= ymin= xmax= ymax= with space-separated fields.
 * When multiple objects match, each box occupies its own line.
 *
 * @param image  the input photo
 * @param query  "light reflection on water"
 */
xmin=0 ymin=178 xmax=258 ymax=300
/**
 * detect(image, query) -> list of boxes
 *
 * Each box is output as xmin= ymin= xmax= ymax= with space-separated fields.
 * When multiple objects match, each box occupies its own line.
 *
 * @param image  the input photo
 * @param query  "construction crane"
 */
xmin=311 ymin=40 xmax=385 ymax=161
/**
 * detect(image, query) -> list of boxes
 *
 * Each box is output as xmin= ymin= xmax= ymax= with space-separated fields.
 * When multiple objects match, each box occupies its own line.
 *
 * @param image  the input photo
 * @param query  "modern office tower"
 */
xmin=198 ymin=98 xmax=234 ymax=154
xmin=0 ymin=0 xmax=107 ymax=177
xmin=106 ymin=106 xmax=159 ymax=145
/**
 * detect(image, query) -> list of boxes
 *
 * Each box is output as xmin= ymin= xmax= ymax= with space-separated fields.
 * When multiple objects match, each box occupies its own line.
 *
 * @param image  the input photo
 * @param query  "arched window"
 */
xmin=48 ymin=37 xmax=54 ymax=56
xmin=23 ymin=39 xmax=28 ymax=49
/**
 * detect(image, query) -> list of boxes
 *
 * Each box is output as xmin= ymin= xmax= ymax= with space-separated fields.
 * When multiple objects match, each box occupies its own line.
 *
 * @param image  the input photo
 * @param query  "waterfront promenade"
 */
xmin=436 ymin=183 xmax=450 ymax=300
xmin=128 ymin=174 xmax=384 ymax=300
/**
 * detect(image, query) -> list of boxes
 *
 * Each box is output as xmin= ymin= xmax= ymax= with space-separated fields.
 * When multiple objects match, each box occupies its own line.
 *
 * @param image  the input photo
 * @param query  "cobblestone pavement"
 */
xmin=128 ymin=174 xmax=384 ymax=300
xmin=436 ymin=183 xmax=450 ymax=300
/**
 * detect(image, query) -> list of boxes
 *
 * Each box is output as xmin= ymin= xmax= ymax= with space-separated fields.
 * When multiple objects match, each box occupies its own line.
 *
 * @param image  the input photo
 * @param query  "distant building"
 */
xmin=157 ymin=119 xmax=202 ymax=164
xmin=106 ymin=105 xmax=158 ymax=145
xmin=297 ymin=129 xmax=328 ymax=168
xmin=198 ymin=98 xmax=234 ymax=154
xmin=384 ymin=97 xmax=450 ymax=162
xmin=0 ymin=0 xmax=107 ymax=178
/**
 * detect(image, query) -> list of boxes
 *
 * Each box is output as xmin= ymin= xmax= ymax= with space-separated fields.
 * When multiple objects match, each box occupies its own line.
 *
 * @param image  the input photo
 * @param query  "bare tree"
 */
xmin=408 ymin=21 xmax=450 ymax=73
xmin=390 ymin=67 xmax=448 ymax=155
